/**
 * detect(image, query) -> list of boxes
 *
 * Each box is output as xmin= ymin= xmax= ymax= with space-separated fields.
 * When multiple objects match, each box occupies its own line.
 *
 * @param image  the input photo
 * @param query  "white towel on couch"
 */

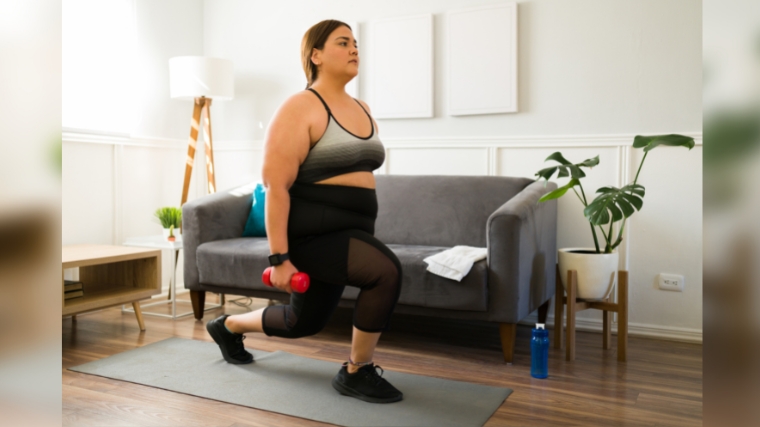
xmin=423 ymin=245 xmax=488 ymax=282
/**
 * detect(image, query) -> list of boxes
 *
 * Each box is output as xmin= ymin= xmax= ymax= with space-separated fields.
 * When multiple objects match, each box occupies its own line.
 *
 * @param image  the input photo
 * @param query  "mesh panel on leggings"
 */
xmin=263 ymin=304 xmax=298 ymax=333
xmin=347 ymin=237 xmax=400 ymax=332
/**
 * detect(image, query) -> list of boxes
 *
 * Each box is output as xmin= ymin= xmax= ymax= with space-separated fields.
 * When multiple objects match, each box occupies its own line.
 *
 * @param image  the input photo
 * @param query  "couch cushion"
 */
xmin=197 ymin=239 xmax=488 ymax=311
xmin=340 ymin=244 xmax=488 ymax=312
xmin=197 ymin=238 xmax=273 ymax=291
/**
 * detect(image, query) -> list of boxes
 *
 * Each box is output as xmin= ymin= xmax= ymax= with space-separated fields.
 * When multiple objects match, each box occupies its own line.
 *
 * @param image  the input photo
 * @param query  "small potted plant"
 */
xmin=154 ymin=207 xmax=182 ymax=242
xmin=535 ymin=134 xmax=695 ymax=300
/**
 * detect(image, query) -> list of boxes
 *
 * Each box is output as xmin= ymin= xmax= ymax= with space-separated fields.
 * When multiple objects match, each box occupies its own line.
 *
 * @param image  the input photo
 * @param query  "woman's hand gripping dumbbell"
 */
xmin=262 ymin=263 xmax=310 ymax=294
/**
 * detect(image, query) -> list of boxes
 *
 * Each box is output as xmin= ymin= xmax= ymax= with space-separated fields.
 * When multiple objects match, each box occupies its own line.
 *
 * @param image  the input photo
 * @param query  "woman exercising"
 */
xmin=206 ymin=19 xmax=404 ymax=404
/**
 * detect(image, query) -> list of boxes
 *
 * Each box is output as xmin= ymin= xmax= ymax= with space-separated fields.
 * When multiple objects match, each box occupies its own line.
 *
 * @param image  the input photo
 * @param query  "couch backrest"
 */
xmin=374 ymin=174 xmax=534 ymax=247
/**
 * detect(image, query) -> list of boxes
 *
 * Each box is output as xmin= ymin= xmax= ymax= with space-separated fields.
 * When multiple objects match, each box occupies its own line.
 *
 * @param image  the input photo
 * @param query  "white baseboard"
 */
xmin=169 ymin=283 xmax=702 ymax=343
xmin=519 ymin=313 xmax=702 ymax=344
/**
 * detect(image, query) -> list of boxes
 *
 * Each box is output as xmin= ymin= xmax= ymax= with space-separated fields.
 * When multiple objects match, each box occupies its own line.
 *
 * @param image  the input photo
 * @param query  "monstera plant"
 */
xmin=535 ymin=134 xmax=695 ymax=299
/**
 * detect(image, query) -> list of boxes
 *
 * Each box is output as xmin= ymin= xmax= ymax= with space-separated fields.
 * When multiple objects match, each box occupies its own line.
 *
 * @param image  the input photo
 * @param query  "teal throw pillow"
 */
xmin=242 ymin=183 xmax=267 ymax=237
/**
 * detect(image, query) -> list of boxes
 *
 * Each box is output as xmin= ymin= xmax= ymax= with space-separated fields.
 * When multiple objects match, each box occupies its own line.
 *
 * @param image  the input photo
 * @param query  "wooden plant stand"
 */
xmin=553 ymin=265 xmax=628 ymax=362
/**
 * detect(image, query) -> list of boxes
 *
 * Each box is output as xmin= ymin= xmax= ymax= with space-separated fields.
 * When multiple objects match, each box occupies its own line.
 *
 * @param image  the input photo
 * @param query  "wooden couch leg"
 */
xmin=499 ymin=323 xmax=517 ymax=364
xmin=190 ymin=290 xmax=206 ymax=320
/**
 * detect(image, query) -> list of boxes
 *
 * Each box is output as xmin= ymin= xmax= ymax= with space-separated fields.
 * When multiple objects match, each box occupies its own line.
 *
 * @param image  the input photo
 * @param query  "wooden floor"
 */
xmin=63 ymin=295 xmax=702 ymax=427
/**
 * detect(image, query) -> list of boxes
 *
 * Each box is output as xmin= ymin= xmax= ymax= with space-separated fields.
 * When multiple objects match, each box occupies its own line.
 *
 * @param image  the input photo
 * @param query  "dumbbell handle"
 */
xmin=262 ymin=267 xmax=310 ymax=293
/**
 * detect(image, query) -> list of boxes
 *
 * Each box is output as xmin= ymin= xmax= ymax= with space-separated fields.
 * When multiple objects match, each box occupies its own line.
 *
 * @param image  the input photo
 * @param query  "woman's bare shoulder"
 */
xmin=355 ymin=98 xmax=372 ymax=113
xmin=277 ymin=90 xmax=318 ymax=112
xmin=267 ymin=91 xmax=317 ymax=132
xmin=354 ymin=98 xmax=379 ymax=133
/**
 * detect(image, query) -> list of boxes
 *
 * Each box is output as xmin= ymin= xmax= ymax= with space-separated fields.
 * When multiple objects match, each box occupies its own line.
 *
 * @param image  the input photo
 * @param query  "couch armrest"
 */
xmin=182 ymin=185 xmax=254 ymax=290
xmin=486 ymin=180 xmax=558 ymax=323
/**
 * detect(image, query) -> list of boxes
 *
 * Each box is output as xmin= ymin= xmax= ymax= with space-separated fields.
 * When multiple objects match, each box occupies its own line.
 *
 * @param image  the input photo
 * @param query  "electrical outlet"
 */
xmin=658 ymin=273 xmax=684 ymax=292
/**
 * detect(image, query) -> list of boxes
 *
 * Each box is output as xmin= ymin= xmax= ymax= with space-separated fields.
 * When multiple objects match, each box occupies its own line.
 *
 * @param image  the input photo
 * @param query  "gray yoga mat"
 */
xmin=68 ymin=337 xmax=512 ymax=427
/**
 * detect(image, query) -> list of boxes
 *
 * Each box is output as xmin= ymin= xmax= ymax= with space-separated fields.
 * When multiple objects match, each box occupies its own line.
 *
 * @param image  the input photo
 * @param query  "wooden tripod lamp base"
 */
xmin=170 ymin=55 xmax=233 ymax=208
xmin=180 ymin=96 xmax=217 ymax=207
xmin=553 ymin=265 xmax=629 ymax=362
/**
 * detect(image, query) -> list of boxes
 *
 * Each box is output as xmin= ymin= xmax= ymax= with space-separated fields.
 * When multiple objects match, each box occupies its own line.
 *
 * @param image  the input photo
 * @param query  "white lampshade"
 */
xmin=169 ymin=56 xmax=234 ymax=100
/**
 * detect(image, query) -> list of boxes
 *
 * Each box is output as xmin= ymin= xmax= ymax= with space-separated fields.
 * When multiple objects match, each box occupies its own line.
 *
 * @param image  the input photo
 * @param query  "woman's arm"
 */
xmin=261 ymin=92 xmax=313 ymax=256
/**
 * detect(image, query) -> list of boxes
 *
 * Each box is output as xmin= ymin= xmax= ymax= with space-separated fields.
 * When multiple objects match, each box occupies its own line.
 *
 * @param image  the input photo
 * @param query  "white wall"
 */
xmin=62 ymin=0 xmax=205 ymax=291
xmin=62 ymin=0 xmax=702 ymax=341
xmin=133 ymin=0 xmax=205 ymax=139
xmin=203 ymin=0 xmax=701 ymax=140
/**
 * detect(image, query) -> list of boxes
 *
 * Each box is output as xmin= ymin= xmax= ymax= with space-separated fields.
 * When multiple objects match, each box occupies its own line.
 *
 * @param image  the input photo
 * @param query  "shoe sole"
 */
xmin=206 ymin=319 xmax=254 ymax=365
xmin=331 ymin=377 xmax=403 ymax=403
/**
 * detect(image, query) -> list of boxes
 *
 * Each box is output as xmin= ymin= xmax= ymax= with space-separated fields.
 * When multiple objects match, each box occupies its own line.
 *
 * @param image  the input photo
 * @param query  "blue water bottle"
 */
xmin=531 ymin=323 xmax=549 ymax=379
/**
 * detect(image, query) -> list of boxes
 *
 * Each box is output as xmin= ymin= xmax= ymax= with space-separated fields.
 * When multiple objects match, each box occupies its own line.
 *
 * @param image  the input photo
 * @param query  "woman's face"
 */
xmin=313 ymin=25 xmax=359 ymax=77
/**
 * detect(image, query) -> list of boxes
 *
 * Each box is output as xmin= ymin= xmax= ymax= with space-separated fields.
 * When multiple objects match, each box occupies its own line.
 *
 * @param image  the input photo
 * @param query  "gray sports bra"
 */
xmin=295 ymin=88 xmax=385 ymax=183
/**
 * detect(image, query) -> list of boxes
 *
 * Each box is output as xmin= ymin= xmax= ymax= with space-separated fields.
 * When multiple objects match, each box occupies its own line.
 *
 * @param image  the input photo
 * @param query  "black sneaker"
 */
xmin=332 ymin=362 xmax=403 ymax=403
xmin=206 ymin=314 xmax=254 ymax=364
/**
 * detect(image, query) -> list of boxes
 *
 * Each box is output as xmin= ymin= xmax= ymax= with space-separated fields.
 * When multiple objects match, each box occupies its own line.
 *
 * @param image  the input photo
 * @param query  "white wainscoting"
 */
xmin=62 ymin=129 xmax=210 ymax=294
xmin=518 ymin=312 xmax=703 ymax=343
xmin=62 ymin=129 xmax=702 ymax=342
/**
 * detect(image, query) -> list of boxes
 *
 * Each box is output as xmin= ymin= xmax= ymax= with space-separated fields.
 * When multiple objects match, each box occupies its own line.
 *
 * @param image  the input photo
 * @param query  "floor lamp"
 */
xmin=169 ymin=56 xmax=234 ymax=207
xmin=170 ymin=56 xmax=234 ymax=308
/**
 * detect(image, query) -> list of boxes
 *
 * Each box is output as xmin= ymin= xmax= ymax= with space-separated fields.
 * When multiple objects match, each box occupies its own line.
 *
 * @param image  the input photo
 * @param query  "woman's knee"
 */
xmin=283 ymin=305 xmax=331 ymax=338
xmin=347 ymin=237 xmax=402 ymax=290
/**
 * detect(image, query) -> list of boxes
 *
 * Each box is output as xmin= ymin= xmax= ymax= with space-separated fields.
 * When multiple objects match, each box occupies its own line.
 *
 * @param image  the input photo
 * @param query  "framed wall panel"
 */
xmin=369 ymin=14 xmax=433 ymax=118
xmin=447 ymin=3 xmax=518 ymax=115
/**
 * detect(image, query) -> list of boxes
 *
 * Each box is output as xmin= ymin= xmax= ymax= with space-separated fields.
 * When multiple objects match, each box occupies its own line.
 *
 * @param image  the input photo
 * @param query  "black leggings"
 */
xmin=261 ymin=181 xmax=403 ymax=338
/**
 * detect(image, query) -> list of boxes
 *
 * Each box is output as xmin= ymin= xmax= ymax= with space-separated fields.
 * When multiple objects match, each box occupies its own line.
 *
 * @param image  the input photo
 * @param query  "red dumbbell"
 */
xmin=262 ymin=267 xmax=310 ymax=293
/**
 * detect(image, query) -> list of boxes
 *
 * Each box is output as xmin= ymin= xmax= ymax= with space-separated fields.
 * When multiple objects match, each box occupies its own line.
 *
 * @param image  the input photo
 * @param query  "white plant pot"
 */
xmin=162 ymin=227 xmax=181 ymax=240
xmin=558 ymin=248 xmax=618 ymax=300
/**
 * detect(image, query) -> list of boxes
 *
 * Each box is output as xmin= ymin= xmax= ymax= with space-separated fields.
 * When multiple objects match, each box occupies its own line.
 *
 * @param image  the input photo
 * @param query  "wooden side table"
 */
xmin=62 ymin=244 xmax=162 ymax=331
xmin=553 ymin=265 xmax=629 ymax=362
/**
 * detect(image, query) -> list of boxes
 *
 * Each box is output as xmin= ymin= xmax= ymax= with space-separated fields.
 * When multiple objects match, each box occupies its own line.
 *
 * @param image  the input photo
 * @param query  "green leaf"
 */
xmin=616 ymin=197 xmax=635 ymax=217
xmin=584 ymin=186 xmax=644 ymax=225
xmin=577 ymin=156 xmax=600 ymax=168
xmin=633 ymin=134 xmax=696 ymax=152
xmin=545 ymin=152 xmax=572 ymax=165
xmin=568 ymin=165 xmax=586 ymax=179
xmin=535 ymin=166 xmax=558 ymax=181
xmin=619 ymin=191 xmax=643 ymax=211
xmin=538 ymin=178 xmax=580 ymax=203
xmin=621 ymin=183 xmax=645 ymax=197
xmin=535 ymin=153 xmax=598 ymax=183
xmin=596 ymin=186 xmax=618 ymax=194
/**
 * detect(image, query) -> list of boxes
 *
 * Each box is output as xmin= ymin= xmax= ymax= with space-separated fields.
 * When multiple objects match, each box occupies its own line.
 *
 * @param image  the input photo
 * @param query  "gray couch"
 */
xmin=182 ymin=174 xmax=558 ymax=363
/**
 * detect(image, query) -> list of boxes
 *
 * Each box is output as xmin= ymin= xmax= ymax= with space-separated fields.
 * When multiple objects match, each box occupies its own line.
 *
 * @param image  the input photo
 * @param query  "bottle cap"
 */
xmin=536 ymin=323 xmax=545 ymax=330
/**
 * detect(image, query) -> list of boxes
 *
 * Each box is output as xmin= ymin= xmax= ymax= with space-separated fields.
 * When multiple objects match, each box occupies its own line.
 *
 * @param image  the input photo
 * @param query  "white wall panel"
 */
xmin=369 ymin=14 xmax=434 ymax=118
xmin=447 ymin=2 xmax=518 ymax=115
xmin=214 ymin=147 xmax=263 ymax=192
xmin=122 ymin=146 xmax=180 ymax=238
xmin=62 ymin=141 xmax=114 ymax=245
xmin=388 ymin=148 xmax=488 ymax=175
xmin=627 ymin=145 xmax=702 ymax=330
